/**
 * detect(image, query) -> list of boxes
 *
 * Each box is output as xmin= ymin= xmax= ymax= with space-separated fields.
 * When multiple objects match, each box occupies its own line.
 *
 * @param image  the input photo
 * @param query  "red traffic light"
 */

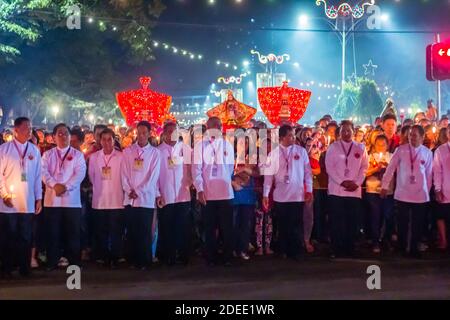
xmin=427 ymin=41 xmax=450 ymax=81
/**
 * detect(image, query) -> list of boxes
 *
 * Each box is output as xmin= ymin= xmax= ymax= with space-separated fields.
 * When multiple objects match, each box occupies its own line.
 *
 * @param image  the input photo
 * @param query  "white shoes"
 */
xmin=58 ymin=257 xmax=69 ymax=267
xmin=239 ymin=252 xmax=250 ymax=260
xmin=31 ymin=258 xmax=39 ymax=268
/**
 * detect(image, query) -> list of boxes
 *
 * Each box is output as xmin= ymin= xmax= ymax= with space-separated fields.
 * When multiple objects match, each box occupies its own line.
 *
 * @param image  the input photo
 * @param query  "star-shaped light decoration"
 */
xmin=347 ymin=72 xmax=358 ymax=84
xmin=257 ymin=81 xmax=312 ymax=126
xmin=116 ymin=77 xmax=174 ymax=127
xmin=363 ymin=59 xmax=378 ymax=76
xmin=206 ymin=90 xmax=257 ymax=131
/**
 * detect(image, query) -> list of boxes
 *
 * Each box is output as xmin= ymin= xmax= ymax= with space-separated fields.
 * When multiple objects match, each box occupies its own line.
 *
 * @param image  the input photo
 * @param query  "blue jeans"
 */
xmin=365 ymin=193 xmax=395 ymax=243
xmin=233 ymin=205 xmax=254 ymax=254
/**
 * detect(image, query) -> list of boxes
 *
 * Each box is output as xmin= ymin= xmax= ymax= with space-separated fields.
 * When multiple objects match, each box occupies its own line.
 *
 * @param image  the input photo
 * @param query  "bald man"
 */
xmin=192 ymin=117 xmax=235 ymax=266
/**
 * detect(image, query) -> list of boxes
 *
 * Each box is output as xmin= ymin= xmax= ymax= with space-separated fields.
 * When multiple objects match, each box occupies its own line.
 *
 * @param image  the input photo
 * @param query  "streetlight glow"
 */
xmin=298 ymin=14 xmax=309 ymax=28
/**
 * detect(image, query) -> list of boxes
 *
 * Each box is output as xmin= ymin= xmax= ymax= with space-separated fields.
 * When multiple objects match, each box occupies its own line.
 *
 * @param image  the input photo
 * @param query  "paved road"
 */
xmin=1 ymin=254 xmax=450 ymax=300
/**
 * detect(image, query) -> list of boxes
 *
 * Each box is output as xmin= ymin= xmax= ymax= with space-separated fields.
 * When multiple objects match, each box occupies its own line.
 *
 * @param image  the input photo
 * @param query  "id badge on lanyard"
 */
xmin=282 ymin=147 xmax=291 ymax=184
xmin=13 ymin=141 xmax=29 ymax=182
xmin=134 ymin=148 xmax=145 ymax=171
xmin=102 ymin=167 xmax=112 ymax=180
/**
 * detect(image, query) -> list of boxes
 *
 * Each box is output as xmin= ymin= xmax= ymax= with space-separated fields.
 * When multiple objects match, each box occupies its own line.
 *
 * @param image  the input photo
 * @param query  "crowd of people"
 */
xmin=0 ymin=104 xmax=450 ymax=279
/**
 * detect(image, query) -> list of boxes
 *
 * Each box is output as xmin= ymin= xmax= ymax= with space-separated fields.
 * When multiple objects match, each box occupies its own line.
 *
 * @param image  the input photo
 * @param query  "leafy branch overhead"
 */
xmin=0 ymin=0 xmax=166 ymax=65
xmin=0 ymin=0 xmax=166 ymax=128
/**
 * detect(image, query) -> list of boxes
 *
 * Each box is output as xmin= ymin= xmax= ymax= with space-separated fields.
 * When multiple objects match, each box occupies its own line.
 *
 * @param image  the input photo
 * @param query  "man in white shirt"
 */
xmin=88 ymin=128 xmax=125 ymax=268
xmin=121 ymin=121 xmax=163 ymax=270
xmin=0 ymin=117 xmax=42 ymax=278
xmin=192 ymin=117 xmax=234 ymax=266
xmin=381 ymin=125 xmax=433 ymax=258
xmin=42 ymin=123 xmax=87 ymax=271
xmin=263 ymin=125 xmax=313 ymax=260
xmin=157 ymin=122 xmax=193 ymax=265
xmin=325 ymin=120 xmax=369 ymax=258
xmin=433 ymin=124 xmax=450 ymax=250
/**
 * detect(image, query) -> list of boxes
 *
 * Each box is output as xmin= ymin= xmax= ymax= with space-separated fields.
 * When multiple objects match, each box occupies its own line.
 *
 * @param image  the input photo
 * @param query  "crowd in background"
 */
xmin=1 ymin=99 xmax=450 ymax=279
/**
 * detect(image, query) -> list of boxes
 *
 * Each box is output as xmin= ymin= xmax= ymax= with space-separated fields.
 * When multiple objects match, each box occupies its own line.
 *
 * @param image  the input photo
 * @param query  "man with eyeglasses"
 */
xmin=42 ymin=124 xmax=86 ymax=271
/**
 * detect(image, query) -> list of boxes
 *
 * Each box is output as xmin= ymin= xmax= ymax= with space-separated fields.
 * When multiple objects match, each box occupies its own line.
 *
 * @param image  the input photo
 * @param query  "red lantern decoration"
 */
xmin=257 ymin=81 xmax=312 ymax=126
xmin=116 ymin=77 xmax=174 ymax=127
xmin=206 ymin=90 xmax=257 ymax=131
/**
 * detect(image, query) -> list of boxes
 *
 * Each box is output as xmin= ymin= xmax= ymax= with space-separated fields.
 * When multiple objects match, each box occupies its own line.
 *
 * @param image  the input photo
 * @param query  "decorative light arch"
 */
xmin=316 ymin=0 xmax=376 ymax=20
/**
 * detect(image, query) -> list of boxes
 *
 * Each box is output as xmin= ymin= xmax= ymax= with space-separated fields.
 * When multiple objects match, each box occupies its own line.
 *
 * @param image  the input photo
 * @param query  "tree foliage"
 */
xmin=0 ymin=0 xmax=166 ymax=128
xmin=334 ymin=77 xmax=384 ymax=123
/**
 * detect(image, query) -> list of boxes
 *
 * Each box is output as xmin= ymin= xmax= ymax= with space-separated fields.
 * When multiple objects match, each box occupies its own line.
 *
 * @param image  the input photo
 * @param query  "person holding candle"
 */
xmin=0 ymin=117 xmax=42 ymax=278
xmin=426 ymin=99 xmax=438 ymax=123
xmin=324 ymin=122 xmax=338 ymax=148
xmin=325 ymin=120 xmax=369 ymax=259
xmin=263 ymin=125 xmax=313 ymax=261
xmin=157 ymin=122 xmax=193 ymax=266
xmin=424 ymin=125 xmax=437 ymax=150
xmin=365 ymin=135 xmax=395 ymax=254
xmin=42 ymin=123 xmax=87 ymax=271
xmin=121 ymin=121 xmax=163 ymax=270
xmin=232 ymin=134 xmax=259 ymax=261
xmin=88 ymin=128 xmax=125 ymax=268
xmin=381 ymin=125 xmax=433 ymax=258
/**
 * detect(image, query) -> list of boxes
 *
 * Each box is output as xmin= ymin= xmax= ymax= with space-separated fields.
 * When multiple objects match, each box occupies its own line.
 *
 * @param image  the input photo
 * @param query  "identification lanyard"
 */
xmin=13 ymin=140 xmax=29 ymax=171
xmin=57 ymin=147 xmax=71 ymax=171
xmin=340 ymin=141 xmax=354 ymax=168
xmin=103 ymin=152 xmax=114 ymax=167
xmin=409 ymin=145 xmax=420 ymax=176
xmin=281 ymin=146 xmax=292 ymax=173
xmin=136 ymin=147 xmax=145 ymax=160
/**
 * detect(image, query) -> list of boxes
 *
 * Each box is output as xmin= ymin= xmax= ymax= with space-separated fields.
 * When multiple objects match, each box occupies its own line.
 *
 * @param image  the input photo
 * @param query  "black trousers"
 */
xmin=274 ymin=202 xmax=304 ymax=257
xmin=396 ymin=201 xmax=428 ymax=254
xmin=125 ymin=206 xmax=154 ymax=268
xmin=328 ymin=196 xmax=361 ymax=256
xmin=94 ymin=209 xmax=124 ymax=262
xmin=45 ymin=207 xmax=81 ymax=268
xmin=313 ymin=189 xmax=329 ymax=242
xmin=203 ymin=200 xmax=233 ymax=263
xmin=0 ymin=213 xmax=33 ymax=275
xmin=158 ymin=202 xmax=191 ymax=264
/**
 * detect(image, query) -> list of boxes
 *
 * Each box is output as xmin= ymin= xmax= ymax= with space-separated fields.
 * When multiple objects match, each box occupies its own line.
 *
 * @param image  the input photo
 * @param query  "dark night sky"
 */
xmin=134 ymin=0 xmax=450 ymax=120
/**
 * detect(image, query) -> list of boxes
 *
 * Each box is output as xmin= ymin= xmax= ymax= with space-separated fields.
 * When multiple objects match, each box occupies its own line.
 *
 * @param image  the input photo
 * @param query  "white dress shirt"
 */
xmin=42 ymin=146 xmax=87 ymax=208
xmin=382 ymin=144 xmax=433 ymax=203
xmin=88 ymin=149 xmax=125 ymax=210
xmin=121 ymin=143 xmax=161 ymax=209
xmin=192 ymin=138 xmax=234 ymax=201
xmin=433 ymin=142 xmax=450 ymax=204
xmin=263 ymin=144 xmax=313 ymax=202
xmin=0 ymin=140 xmax=42 ymax=213
xmin=157 ymin=142 xmax=192 ymax=205
xmin=325 ymin=140 xmax=369 ymax=199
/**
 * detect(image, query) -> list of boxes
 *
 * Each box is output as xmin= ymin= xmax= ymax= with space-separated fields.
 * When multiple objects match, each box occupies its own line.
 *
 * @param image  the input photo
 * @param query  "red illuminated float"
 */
xmin=257 ymin=81 xmax=312 ymax=126
xmin=207 ymin=90 xmax=257 ymax=130
xmin=116 ymin=77 xmax=174 ymax=127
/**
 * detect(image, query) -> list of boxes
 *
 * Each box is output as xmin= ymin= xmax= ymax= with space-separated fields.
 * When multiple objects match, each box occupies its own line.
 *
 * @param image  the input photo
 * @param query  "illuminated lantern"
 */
xmin=257 ymin=81 xmax=312 ymax=126
xmin=206 ymin=90 xmax=257 ymax=130
xmin=116 ymin=77 xmax=174 ymax=127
